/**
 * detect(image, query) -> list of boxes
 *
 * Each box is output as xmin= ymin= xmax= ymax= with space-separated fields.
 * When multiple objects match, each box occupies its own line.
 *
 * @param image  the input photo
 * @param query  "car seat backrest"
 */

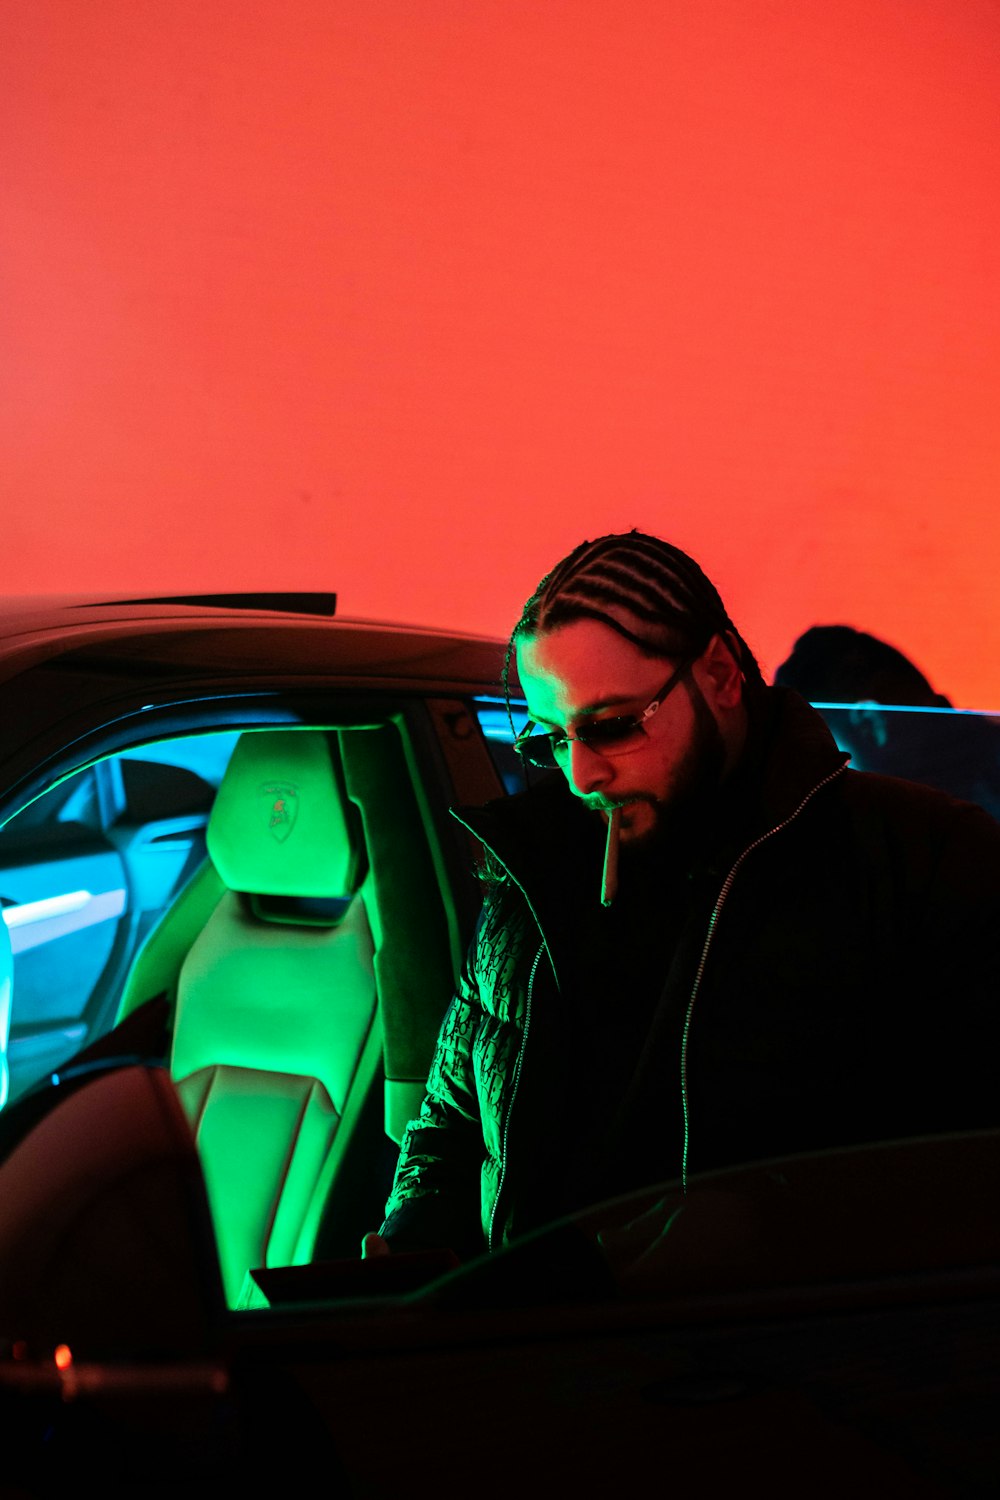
xmin=170 ymin=730 xmax=378 ymax=1306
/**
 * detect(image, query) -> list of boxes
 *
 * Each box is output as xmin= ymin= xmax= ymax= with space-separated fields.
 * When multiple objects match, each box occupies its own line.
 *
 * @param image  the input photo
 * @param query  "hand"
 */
xmin=595 ymin=1187 xmax=775 ymax=1295
xmin=361 ymin=1231 xmax=391 ymax=1259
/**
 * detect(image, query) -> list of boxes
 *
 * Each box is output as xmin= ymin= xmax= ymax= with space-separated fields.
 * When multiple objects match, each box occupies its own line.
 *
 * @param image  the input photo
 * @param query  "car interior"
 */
xmin=0 ymin=711 xmax=485 ymax=1316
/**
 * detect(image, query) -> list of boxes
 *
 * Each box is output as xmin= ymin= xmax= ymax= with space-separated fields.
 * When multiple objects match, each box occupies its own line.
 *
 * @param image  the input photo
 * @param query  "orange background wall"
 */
xmin=3 ymin=1 xmax=999 ymax=705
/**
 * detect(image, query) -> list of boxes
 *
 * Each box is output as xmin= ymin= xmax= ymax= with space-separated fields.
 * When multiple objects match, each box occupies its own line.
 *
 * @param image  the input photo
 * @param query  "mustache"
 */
xmin=583 ymin=793 xmax=657 ymax=814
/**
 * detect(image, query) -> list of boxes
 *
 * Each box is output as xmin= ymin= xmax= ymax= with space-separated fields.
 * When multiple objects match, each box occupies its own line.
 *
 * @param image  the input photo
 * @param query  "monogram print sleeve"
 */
xmin=379 ymin=886 xmax=534 ymax=1256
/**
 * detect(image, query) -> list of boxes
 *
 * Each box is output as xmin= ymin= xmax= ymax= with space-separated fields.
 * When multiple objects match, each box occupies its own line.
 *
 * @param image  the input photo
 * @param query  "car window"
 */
xmin=473 ymin=696 xmax=531 ymax=795
xmin=813 ymin=702 xmax=1000 ymax=821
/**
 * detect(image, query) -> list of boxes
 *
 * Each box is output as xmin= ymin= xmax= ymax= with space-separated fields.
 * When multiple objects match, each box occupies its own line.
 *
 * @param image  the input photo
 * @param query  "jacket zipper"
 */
xmin=680 ymin=762 xmax=848 ymax=1192
xmin=488 ymin=940 xmax=544 ymax=1252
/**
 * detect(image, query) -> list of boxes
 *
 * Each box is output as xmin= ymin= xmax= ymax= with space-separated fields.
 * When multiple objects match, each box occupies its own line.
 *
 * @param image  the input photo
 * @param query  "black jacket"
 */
xmin=381 ymin=689 xmax=1000 ymax=1259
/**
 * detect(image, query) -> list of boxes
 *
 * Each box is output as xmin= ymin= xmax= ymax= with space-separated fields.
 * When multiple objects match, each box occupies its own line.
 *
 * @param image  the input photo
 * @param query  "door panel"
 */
xmin=1 ymin=838 xmax=127 ymax=1100
xmin=0 ymin=733 xmax=239 ymax=1107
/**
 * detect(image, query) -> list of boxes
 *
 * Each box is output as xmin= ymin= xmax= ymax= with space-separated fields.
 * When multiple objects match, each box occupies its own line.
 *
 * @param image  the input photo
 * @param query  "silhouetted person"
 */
xmin=774 ymin=624 xmax=1000 ymax=822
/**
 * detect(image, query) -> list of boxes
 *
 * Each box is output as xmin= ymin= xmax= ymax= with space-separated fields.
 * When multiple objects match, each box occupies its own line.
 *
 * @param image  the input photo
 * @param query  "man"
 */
xmin=365 ymin=531 xmax=1000 ymax=1265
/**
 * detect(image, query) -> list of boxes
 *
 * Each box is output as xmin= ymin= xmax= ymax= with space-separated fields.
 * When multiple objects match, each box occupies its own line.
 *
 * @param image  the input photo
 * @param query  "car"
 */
xmin=0 ymin=590 xmax=998 ymax=1497
xmin=0 ymin=591 xmax=515 ymax=1113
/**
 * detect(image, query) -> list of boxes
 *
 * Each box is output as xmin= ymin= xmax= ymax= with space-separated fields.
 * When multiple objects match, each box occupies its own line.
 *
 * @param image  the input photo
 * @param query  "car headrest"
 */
xmin=207 ymin=731 xmax=361 ymax=899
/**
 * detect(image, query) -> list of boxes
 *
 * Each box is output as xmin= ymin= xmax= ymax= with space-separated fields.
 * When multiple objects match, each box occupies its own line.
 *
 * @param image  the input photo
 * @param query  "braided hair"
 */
xmin=503 ymin=530 xmax=764 ymax=704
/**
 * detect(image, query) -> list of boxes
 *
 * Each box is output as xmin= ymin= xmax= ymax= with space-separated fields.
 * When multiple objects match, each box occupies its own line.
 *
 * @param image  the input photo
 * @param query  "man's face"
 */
xmin=516 ymin=619 xmax=736 ymax=847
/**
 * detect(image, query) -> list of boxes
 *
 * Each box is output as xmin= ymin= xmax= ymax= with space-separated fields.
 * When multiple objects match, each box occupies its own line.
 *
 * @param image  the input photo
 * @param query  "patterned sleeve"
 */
xmin=378 ymin=910 xmax=493 ymax=1260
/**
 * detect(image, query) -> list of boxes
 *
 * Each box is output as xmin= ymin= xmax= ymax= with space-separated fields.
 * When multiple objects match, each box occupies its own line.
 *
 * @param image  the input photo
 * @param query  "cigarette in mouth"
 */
xmin=601 ymin=806 xmax=621 ymax=907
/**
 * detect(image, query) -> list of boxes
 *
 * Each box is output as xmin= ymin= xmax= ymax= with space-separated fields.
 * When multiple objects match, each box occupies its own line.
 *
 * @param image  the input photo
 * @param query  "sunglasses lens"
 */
xmin=515 ymin=719 xmax=649 ymax=767
xmin=579 ymin=719 xmax=641 ymax=753
xmin=514 ymin=732 xmax=561 ymax=769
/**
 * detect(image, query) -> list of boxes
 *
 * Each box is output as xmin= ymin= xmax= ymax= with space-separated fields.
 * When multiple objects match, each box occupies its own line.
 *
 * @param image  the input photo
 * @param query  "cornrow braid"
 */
xmin=502 ymin=530 xmax=764 ymax=712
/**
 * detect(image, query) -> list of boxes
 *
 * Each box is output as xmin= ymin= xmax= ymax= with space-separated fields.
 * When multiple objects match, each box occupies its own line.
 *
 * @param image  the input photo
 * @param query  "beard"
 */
xmin=619 ymin=681 xmax=729 ymax=858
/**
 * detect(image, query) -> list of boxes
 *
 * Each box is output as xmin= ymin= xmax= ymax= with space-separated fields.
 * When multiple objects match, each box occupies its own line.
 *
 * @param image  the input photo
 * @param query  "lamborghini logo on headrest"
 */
xmin=260 ymin=781 xmax=299 ymax=842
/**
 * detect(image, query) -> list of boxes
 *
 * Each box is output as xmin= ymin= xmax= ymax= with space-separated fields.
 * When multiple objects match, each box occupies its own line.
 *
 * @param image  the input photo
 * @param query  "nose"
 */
xmin=564 ymin=738 xmax=614 ymax=798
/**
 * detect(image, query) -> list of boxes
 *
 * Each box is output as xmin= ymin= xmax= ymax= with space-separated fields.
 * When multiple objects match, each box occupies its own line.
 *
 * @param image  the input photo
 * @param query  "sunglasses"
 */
xmin=513 ymin=656 xmax=697 ymax=770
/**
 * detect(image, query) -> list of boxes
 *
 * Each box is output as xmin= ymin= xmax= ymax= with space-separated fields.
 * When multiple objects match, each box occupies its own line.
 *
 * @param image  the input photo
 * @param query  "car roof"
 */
xmin=0 ymin=592 xmax=512 ymax=694
xmin=0 ymin=593 xmax=521 ymax=813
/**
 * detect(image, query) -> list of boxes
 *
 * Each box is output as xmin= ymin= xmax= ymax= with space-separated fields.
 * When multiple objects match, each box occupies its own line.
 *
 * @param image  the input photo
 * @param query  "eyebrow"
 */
xmin=527 ymin=694 xmax=640 ymax=727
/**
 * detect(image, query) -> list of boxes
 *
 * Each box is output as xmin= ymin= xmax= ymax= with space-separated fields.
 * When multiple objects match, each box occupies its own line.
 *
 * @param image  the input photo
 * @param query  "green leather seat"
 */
xmin=123 ymin=730 xmax=380 ymax=1306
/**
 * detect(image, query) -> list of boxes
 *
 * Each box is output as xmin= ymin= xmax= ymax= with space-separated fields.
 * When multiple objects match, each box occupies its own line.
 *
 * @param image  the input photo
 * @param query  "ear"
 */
xmin=695 ymin=633 xmax=744 ymax=710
